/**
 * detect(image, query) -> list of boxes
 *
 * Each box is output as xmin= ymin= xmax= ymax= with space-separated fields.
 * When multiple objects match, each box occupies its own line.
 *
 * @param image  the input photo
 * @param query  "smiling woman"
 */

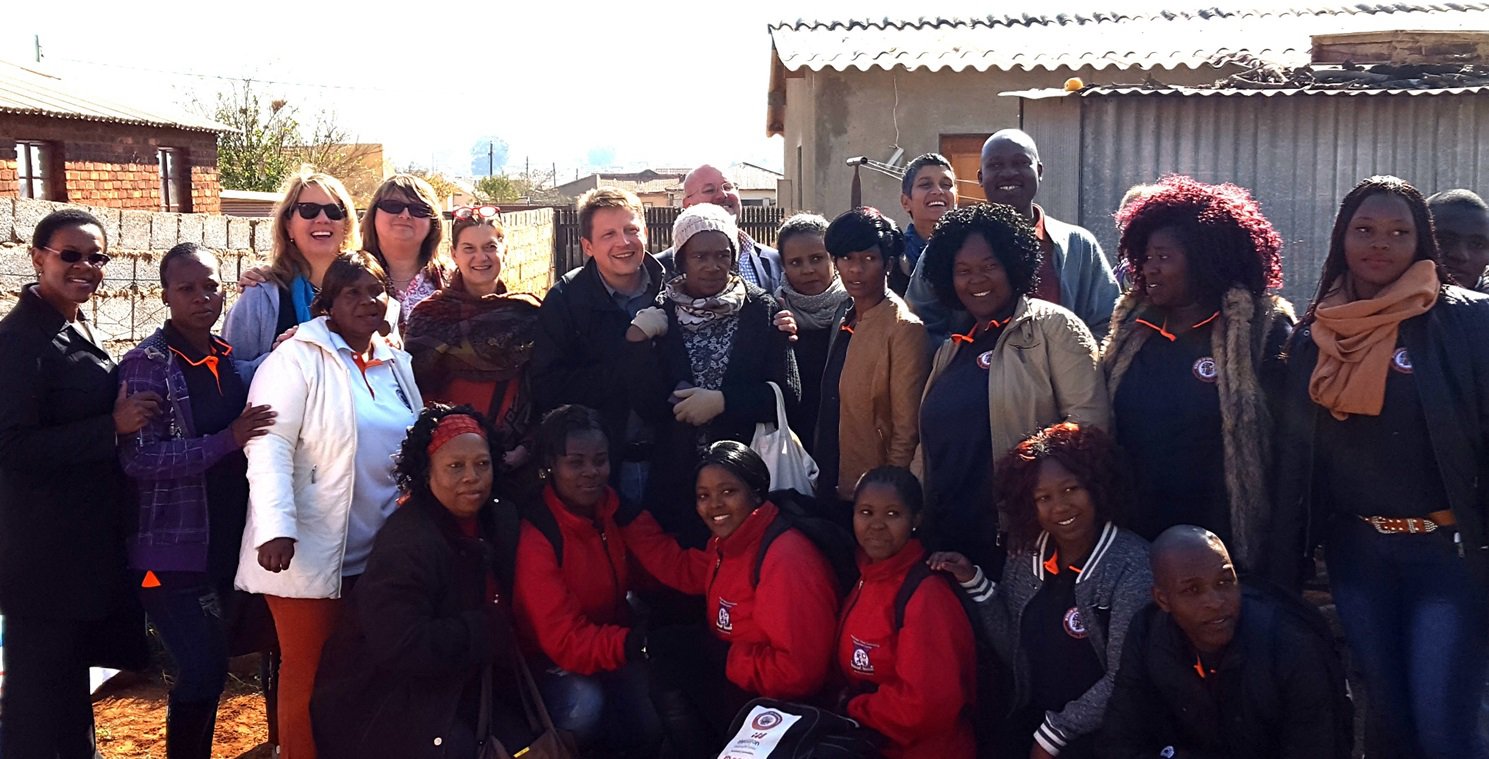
xmin=234 ymin=250 xmax=422 ymax=759
xmin=0 ymin=208 xmax=154 ymax=757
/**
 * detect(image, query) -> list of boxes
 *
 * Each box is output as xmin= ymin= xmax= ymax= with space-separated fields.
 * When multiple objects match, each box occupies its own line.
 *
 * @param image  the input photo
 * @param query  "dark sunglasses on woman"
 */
xmin=41 ymin=246 xmax=111 ymax=267
xmin=375 ymin=199 xmax=435 ymax=218
xmin=292 ymin=202 xmax=346 ymax=221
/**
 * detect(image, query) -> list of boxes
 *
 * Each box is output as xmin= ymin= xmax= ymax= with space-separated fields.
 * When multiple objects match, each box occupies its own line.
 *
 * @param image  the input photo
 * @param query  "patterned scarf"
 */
xmin=404 ymin=272 xmax=542 ymax=382
xmin=665 ymin=274 xmax=748 ymax=331
xmin=778 ymin=276 xmax=849 ymax=331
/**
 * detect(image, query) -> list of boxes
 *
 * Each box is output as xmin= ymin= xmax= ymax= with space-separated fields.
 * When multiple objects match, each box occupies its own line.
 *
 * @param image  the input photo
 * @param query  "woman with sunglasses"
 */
xmin=362 ymin=174 xmax=448 ymax=330
xmin=235 ymin=251 xmax=422 ymax=759
xmin=1270 ymin=176 xmax=1489 ymax=756
xmin=406 ymin=206 xmax=542 ymax=501
xmin=223 ymin=169 xmax=362 ymax=366
xmin=0 ymin=209 xmax=158 ymax=756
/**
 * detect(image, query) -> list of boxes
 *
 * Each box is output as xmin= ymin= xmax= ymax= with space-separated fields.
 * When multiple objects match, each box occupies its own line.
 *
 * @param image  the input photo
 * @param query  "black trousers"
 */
xmin=2 ymin=615 xmax=102 ymax=759
xmin=646 ymin=626 xmax=753 ymax=757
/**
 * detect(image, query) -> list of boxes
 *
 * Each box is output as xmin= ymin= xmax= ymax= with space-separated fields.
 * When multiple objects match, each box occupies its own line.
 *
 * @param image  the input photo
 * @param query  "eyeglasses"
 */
xmin=291 ymin=202 xmax=346 ymax=221
xmin=374 ymin=199 xmax=435 ymax=218
xmin=453 ymin=205 xmax=501 ymax=221
xmin=41 ymin=246 xmax=110 ymax=267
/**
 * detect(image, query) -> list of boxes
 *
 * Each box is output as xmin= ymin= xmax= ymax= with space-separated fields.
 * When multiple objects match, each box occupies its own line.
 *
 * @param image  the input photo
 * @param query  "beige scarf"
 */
xmin=1309 ymin=259 xmax=1439 ymax=419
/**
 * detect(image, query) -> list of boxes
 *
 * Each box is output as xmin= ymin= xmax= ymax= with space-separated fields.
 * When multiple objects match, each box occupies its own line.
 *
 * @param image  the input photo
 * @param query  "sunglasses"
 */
xmin=291 ymin=202 xmax=346 ymax=221
xmin=375 ymin=198 xmax=435 ymax=218
xmin=453 ymin=205 xmax=501 ymax=221
xmin=41 ymin=246 xmax=110 ymax=267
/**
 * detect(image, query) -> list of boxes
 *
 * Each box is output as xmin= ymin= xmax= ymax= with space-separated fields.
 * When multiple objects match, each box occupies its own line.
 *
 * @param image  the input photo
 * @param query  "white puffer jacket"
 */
xmin=234 ymin=316 xmax=422 ymax=599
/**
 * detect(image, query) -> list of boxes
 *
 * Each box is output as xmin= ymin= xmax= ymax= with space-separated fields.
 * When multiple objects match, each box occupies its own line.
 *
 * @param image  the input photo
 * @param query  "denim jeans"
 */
xmin=1327 ymin=517 xmax=1489 ymax=758
xmin=138 ymin=571 xmax=232 ymax=708
xmin=617 ymin=461 xmax=649 ymax=514
xmin=535 ymin=660 xmax=661 ymax=757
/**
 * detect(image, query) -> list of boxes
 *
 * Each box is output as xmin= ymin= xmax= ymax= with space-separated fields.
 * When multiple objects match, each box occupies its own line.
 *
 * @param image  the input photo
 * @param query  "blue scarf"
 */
xmin=290 ymin=275 xmax=316 ymax=324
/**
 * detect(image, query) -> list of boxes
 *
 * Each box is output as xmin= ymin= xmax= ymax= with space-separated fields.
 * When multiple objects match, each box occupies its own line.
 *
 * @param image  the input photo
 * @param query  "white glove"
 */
xmin=673 ymin=387 xmax=725 ymax=426
xmin=630 ymin=307 xmax=669 ymax=340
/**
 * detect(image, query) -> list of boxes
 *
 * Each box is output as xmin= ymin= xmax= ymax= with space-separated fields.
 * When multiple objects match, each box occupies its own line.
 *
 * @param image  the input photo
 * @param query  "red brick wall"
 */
xmin=0 ymin=115 xmax=220 ymax=213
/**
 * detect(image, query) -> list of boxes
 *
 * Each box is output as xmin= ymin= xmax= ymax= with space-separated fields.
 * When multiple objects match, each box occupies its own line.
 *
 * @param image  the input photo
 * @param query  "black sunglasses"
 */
xmin=41 ymin=246 xmax=110 ymax=267
xmin=291 ymin=202 xmax=346 ymax=221
xmin=375 ymin=199 xmax=435 ymax=218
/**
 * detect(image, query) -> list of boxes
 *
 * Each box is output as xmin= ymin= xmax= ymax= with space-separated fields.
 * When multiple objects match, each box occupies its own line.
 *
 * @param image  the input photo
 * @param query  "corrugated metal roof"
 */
xmin=769 ymin=3 xmax=1489 ymax=73
xmin=0 ymin=59 xmax=230 ymax=133
xmin=1005 ymin=84 xmax=1489 ymax=97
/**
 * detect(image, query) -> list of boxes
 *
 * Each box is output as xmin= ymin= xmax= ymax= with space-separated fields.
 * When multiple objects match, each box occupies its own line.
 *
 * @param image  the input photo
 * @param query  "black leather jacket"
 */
xmin=1267 ymin=285 xmax=1489 ymax=588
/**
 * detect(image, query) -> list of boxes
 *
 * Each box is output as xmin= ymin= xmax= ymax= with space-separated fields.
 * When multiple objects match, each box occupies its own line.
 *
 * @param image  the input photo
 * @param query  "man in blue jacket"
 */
xmin=906 ymin=129 xmax=1119 ymax=341
xmin=657 ymin=164 xmax=782 ymax=292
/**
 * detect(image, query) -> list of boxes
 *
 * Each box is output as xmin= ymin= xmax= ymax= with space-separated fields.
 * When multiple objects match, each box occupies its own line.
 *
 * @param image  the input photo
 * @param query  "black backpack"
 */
xmin=718 ymin=698 xmax=883 ymax=759
xmin=751 ymin=490 xmax=861 ymax=596
xmin=520 ymin=499 xmax=567 ymax=566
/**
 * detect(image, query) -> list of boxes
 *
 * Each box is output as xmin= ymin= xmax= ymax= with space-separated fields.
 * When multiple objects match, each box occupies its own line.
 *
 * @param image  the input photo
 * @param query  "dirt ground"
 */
xmin=93 ymin=662 xmax=271 ymax=759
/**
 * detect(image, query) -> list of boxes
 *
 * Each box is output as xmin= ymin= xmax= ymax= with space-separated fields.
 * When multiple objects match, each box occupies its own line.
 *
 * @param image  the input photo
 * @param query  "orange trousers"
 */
xmin=264 ymin=595 xmax=344 ymax=759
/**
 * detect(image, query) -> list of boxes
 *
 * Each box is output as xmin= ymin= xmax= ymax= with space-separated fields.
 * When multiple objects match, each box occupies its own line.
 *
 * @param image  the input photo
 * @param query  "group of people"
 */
xmin=0 ymin=127 xmax=1486 ymax=759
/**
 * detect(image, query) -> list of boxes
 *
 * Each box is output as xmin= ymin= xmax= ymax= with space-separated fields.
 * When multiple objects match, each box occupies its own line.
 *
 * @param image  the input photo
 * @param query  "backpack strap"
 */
xmin=751 ymin=512 xmax=792 ymax=588
xmin=892 ymin=561 xmax=935 ymax=632
xmin=520 ymin=500 xmax=565 ymax=568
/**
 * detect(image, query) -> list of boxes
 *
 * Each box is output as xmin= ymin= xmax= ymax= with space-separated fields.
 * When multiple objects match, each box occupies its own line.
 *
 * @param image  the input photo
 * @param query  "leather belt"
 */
xmin=1358 ymin=509 xmax=1456 ymax=535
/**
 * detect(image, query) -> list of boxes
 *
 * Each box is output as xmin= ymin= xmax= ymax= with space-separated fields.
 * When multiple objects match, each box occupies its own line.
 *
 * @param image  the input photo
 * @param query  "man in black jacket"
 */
xmin=1099 ymin=526 xmax=1352 ymax=759
xmin=531 ymin=188 xmax=664 ymax=509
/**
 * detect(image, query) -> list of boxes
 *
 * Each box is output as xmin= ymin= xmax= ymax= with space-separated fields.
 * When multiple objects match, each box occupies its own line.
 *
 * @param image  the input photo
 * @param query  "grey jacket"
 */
xmin=222 ymin=283 xmax=401 ymax=370
xmin=906 ymin=211 xmax=1120 ymax=342
xmin=960 ymin=522 xmax=1151 ymax=755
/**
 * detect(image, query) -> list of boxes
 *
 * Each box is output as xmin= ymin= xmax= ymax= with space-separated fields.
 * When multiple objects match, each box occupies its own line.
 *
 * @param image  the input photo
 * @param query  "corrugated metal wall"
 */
xmin=1027 ymin=92 xmax=1489 ymax=307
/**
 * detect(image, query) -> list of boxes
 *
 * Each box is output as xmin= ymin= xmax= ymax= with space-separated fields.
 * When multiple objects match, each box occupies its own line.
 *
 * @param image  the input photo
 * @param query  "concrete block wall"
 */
xmin=0 ymin=200 xmax=560 ymax=356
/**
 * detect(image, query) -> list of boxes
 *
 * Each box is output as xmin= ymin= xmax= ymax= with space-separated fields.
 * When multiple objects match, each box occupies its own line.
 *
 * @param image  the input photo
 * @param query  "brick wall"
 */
xmin=0 ymin=114 xmax=221 ymax=213
xmin=0 ymin=199 xmax=558 ymax=355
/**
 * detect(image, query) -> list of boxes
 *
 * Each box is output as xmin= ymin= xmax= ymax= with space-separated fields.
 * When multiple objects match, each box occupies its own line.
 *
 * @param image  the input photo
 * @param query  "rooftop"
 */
xmin=0 ymin=59 xmax=230 ymax=133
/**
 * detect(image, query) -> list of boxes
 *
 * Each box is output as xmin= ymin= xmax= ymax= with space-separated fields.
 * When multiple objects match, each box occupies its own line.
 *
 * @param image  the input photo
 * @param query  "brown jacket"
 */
xmin=829 ymin=293 xmax=930 ymax=498
xmin=914 ymin=296 xmax=1109 ymax=484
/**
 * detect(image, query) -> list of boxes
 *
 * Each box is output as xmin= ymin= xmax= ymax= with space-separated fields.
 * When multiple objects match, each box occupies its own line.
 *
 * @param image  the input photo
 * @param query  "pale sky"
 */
xmin=6 ymin=0 xmax=1252 ymax=179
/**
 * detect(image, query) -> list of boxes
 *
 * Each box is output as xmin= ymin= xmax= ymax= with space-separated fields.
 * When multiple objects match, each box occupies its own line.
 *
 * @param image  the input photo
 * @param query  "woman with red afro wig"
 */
xmin=1101 ymin=175 xmax=1293 ymax=569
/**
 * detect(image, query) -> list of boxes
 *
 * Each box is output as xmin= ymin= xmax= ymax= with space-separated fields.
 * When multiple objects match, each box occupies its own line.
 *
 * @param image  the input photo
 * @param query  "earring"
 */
xmin=537 ymin=468 xmax=549 ymax=480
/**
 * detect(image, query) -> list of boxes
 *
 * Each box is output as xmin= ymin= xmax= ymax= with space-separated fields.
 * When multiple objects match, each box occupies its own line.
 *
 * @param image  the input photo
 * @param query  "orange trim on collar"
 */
xmin=951 ymin=315 xmax=1013 ymax=344
xmin=1193 ymin=655 xmax=1216 ymax=680
xmin=839 ymin=323 xmax=855 ymax=335
xmin=1135 ymin=311 xmax=1220 ymax=342
xmin=169 ymin=344 xmax=225 ymax=394
xmin=352 ymin=352 xmax=386 ymax=398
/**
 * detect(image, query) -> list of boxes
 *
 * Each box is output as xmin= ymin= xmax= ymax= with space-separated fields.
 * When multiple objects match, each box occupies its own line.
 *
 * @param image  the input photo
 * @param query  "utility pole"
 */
xmin=34 ymin=35 xmax=42 ymax=63
xmin=488 ymin=143 xmax=494 ymax=177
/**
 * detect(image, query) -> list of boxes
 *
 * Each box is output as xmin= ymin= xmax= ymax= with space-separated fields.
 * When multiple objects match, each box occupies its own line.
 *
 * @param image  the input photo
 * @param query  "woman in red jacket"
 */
xmin=621 ymin=440 xmax=840 ymax=756
xmin=512 ymin=405 xmax=660 ymax=757
xmin=838 ymin=466 xmax=976 ymax=759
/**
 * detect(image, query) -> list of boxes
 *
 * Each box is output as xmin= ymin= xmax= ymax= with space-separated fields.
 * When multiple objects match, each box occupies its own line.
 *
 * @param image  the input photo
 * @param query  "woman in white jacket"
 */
xmin=235 ymin=251 xmax=422 ymax=759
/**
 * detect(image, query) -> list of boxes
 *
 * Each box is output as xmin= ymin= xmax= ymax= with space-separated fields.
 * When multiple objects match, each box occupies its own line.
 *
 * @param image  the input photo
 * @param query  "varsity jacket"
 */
xmin=838 ymin=541 xmax=976 ymax=759
xmin=961 ymin=522 xmax=1151 ymax=756
xmin=513 ymin=485 xmax=633 ymax=676
xmin=622 ymin=502 xmax=839 ymax=699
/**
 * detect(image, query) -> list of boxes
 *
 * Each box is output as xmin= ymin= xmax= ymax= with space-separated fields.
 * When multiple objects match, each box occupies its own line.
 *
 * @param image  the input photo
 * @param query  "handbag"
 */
xmin=476 ymin=652 xmax=580 ymax=759
xmin=717 ymin=698 xmax=884 ymax=759
xmin=749 ymin=381 xmax=819 ymax=496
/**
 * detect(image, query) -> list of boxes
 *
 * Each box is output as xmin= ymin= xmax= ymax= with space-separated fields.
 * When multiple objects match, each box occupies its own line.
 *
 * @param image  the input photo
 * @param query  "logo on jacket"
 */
xmin=1392 ymin=347 xmax=1413 ymax=374
xmin=977 ymin=350 xmax=994 ymax=370
xmin=752 ymin=710 xmax=785 ymax=730
xmin=716 ymin=598 xmax=737 ymax=634
xmin=1063 ymin=606 xmax=1089 ymax=639
xmin=1192 ymin=357 xmax=1218 ymax=383
xmin=849 ymin=636 xmax=879 ymax=675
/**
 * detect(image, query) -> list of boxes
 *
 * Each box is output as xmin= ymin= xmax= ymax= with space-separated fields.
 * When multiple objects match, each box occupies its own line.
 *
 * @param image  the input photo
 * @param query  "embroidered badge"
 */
xmin=976 ymin=350 xmax=994 ymax=370
xmin=716 ymin=599 xmax=737 ymax=634
xmin=1192 ymin=356 xmax=1218 ymax=383
xmin=1392 ymin=347 xmax=1413 ymax=374
xmin=1063 ymin=606 xmax=1089 ymax=639
xmin=850 ymin=636 xmax=879 ymax=675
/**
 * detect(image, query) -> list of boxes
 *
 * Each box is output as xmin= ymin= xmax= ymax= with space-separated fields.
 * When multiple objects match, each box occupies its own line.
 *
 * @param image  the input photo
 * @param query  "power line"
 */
xmin=49 ymin=56 xmax=386 ymax=93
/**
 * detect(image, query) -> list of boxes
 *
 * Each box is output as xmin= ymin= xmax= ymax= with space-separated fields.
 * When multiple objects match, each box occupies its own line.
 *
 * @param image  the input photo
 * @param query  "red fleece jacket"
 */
xmin=513 ymin=486 xmax=632 ymax=675
xmin=622 ymin=501 xmax=838 ymax=699
xmin=838 ymin=541 xmax=975 ymax=759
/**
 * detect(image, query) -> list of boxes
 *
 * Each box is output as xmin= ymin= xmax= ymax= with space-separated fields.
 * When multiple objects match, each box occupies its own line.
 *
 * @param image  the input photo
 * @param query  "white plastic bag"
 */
xmin=749 ymin=381 xmax=818 ymax=496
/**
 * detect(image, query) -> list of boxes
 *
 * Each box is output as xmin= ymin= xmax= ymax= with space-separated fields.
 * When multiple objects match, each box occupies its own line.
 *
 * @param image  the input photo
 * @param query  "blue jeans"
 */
xmin=535 ymin=660 xmax=661 ymax=757
xmin=138 ymin=572 xmax=230 ymax=708
xmin=1327 ymin=518 xmax=1489 ymax=758
xmin=617 ymin=461 xmax=649 ymax=514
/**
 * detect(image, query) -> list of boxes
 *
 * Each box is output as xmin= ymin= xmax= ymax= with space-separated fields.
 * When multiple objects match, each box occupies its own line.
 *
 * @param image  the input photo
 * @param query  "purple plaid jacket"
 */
xmin=118 ymin=328 xmax=250 ymax=572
